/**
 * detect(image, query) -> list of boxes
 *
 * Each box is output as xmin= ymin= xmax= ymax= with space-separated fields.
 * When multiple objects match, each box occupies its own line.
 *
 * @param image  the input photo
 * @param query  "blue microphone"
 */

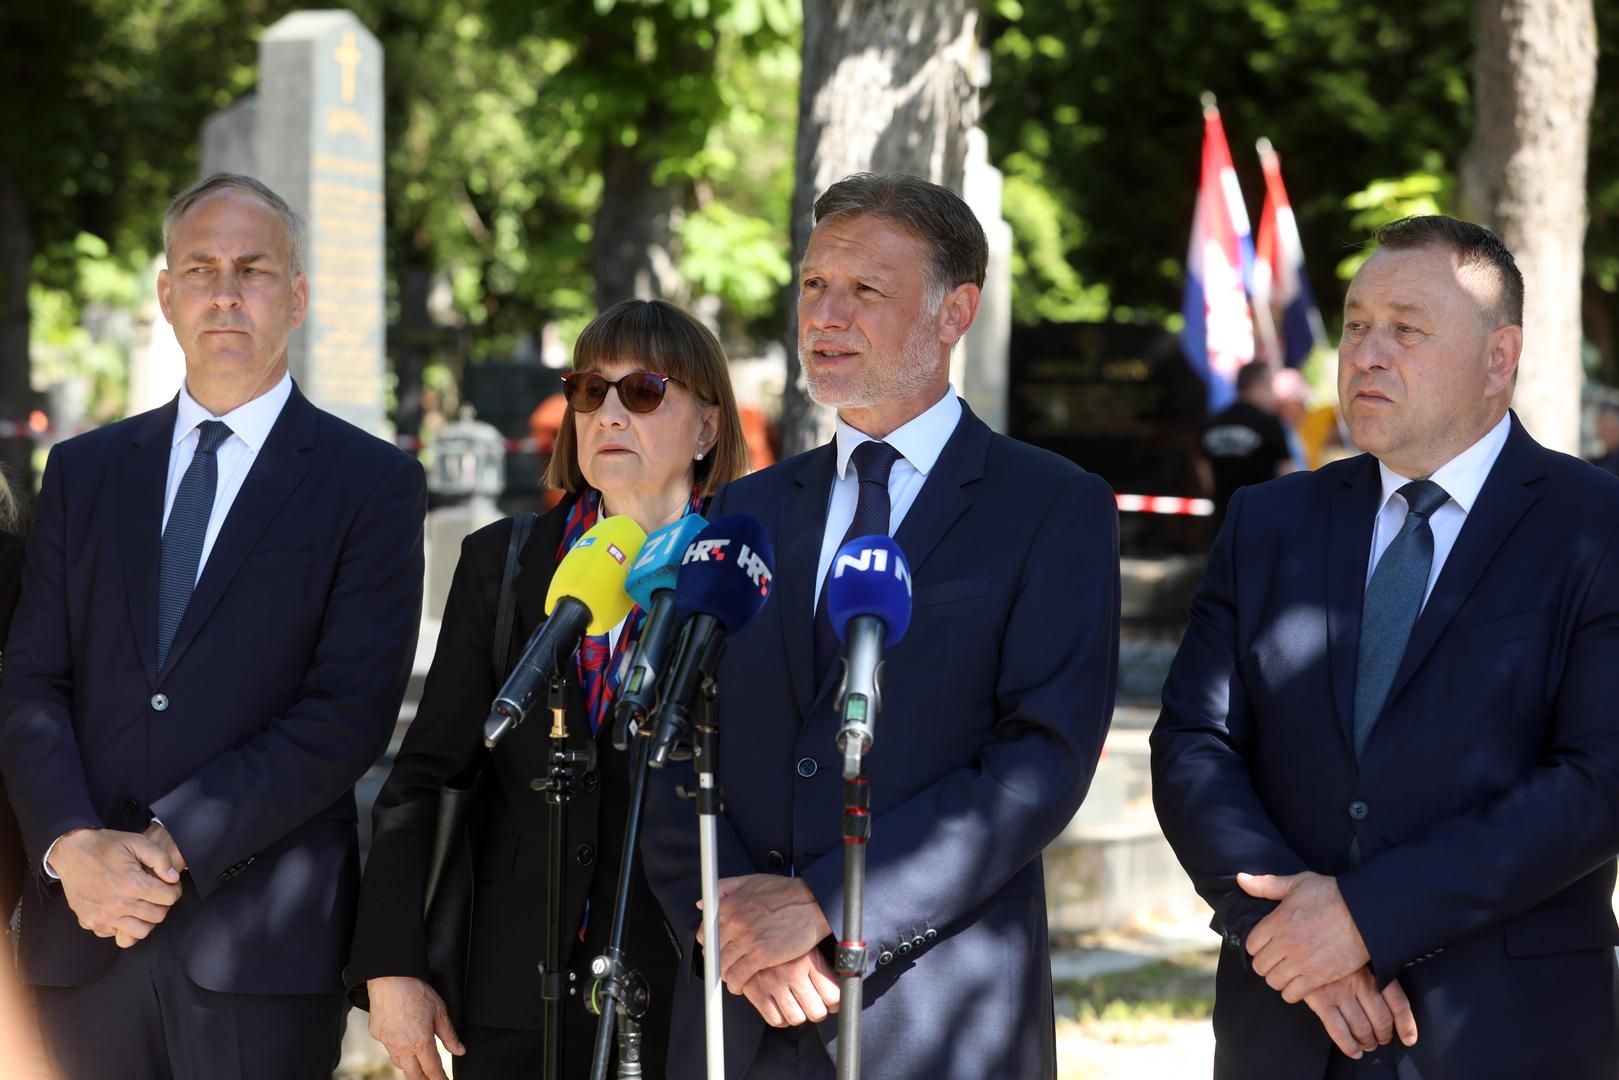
xmin=611 ymin=515 xmax=708 ymax=749
xmin=826 ymin=535 xmax=912 ymax=778
xmin=647 ymin=514 xmax=776 ymax=767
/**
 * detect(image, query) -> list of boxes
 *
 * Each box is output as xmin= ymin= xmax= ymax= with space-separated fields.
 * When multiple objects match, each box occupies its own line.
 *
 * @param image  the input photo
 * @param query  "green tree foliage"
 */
xmin=983 ymin=0 xmax=1475 ymax=330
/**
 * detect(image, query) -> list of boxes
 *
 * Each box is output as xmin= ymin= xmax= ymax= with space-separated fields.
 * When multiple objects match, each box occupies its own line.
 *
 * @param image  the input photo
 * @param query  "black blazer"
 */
xmin=0 ymin=529 xmax=26 ymax=916
xmin=0 ymin=386 xmax=426 ymax=993
xmin=347 ymin=500 xmax=678 ymax=1074
xmin=1153 ymin=415 xmax=1619 ymax=1079
xmin=642 ymin=404 xmax=1121 ymax=1080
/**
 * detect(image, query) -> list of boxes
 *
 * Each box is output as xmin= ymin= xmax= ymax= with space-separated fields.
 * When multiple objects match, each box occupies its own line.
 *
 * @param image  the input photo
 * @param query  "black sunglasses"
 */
xmin=561 ymin=370 xmax=688 ymax=414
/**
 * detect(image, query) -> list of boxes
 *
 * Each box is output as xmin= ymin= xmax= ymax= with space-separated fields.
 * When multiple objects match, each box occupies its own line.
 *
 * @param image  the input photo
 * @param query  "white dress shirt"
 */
xmin=814 ymin=386 xmax=963 ymax=604
xmin=1366 ymin=412 xmax=1511 ymax=606
xmin=163 ymin=373 xmax=293 ymax=584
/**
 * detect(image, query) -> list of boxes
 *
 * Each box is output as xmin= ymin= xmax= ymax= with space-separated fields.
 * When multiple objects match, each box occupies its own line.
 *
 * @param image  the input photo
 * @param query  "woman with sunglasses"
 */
xmin=349 ymin=299 xmax=750 ymax=1080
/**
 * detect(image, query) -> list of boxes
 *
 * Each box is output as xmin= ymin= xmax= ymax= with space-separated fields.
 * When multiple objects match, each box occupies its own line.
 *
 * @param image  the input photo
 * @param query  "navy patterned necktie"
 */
xmin=814 ymin=440 xmax=903 ymax=686
xmin=156 ymin=420 xmax=232 ymax=670
xmin=1353 ymin=479 xmax=1450 ymax=758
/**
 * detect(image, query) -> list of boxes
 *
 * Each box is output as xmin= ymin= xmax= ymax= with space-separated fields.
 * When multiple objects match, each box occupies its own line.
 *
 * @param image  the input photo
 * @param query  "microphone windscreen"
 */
xmin=826 ymin=535 xmax=912 ymax=645
xmin=626 ymin=515 xmax=708 ymax=611
xmin=548 ymin=515 xmax=647 ymax=634
xmin=673 ymin=513 xmax=776 ymax=634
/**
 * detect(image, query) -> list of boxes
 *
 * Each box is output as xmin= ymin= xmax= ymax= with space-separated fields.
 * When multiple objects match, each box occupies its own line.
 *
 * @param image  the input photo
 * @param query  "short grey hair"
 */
xmin=812 ymin=173 xmax=988 ymax=310
xmin=162 ymin=173 xmax=306 ymax=277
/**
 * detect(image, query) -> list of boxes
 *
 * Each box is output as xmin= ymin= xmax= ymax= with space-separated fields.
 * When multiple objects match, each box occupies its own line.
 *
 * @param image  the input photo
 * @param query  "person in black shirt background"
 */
xmin=1200 ymin=359 xmax=1296 ymax=522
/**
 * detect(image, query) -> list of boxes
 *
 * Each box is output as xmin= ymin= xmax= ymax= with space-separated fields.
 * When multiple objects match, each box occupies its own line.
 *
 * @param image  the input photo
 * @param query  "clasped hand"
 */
xmin=51 ymin=823 xmax=186 ymax=948
xmin=1239 ymin=871 xmax=1418 ymax=1056
xmin=697 ymin=874 xmax=840 ymax=1028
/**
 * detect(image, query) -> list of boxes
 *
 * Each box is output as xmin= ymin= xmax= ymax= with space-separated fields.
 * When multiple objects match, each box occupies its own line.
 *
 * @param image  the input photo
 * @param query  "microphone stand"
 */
xmin=659 ymin=632 xmax=729 ymax=1080
xmin=586 ymin=731 xmax=654 ymax=1080
xmin=536 ymin=670 xmax=595 ymax=1080
xmin=833 ymin=638 xmax=882 ymax=1080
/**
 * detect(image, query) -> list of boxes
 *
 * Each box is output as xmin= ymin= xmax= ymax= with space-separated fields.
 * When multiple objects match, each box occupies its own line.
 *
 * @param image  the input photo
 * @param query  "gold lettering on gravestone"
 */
xmin=307 ymin=176 xmax=383 ymax=410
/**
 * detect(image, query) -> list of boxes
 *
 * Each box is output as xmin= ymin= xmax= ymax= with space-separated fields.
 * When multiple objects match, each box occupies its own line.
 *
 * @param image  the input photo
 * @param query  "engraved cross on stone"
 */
xmin=334 ymin=30 xmax=363 ymax=102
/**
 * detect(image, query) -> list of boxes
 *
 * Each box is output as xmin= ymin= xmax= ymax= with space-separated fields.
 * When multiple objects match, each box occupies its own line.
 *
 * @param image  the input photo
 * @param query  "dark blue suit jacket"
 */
xmin=1153 ymin=414 xmax=1619 ymax=1079
xmin=642 ymin=403 xmax=1120 ymax=1079
xmin=0 ymin=385 xmax=425 ymax=994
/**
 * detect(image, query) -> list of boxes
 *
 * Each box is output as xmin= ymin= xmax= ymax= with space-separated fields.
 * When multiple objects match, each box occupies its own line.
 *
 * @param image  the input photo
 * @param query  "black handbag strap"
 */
xmin=492 ymin=512 xmax=537 ymax=685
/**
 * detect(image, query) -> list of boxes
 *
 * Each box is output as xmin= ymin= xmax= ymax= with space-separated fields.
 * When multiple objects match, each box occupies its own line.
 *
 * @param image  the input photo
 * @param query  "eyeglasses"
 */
xmin=561 ymin=370 xmax=688 ymax=414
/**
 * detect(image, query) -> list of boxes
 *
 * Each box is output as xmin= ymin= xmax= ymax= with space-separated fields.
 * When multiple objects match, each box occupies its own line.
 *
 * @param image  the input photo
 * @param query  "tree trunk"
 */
xmin=592 ymin=136 xmax=685 ymax=310
xmin=1457 ymin=0 xmax=1596 ymax=454
xmin=780 ymin=0 xmax=981 ymax=455
xmin=0 ymin=174 xmax=34 ymax=506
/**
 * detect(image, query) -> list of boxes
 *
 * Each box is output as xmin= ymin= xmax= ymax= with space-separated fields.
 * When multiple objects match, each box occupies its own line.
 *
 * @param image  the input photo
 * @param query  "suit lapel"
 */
xmin=159 ymin=388 xmax=316 ymax=680
xmin=119 ymin=399 xmax=181 ymax=686
xmin=1382 ymin=416 xmax=1543 ymax=712
xmin=1326 ymin=454 xmax=1381 ymax=753
xmin=891 ymin=403 xmax=985 ymax=577
xmin=780 ymin=447 xmax=836 ymax=717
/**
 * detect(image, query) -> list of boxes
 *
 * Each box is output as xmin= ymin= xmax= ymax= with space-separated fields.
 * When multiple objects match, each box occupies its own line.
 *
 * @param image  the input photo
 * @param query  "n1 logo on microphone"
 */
xmin=831 ymin=545 xmax=912 ymax=594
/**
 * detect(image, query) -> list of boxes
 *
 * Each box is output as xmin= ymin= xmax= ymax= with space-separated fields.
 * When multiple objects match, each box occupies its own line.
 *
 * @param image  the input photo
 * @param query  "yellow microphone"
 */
xmin=484 ymin=515 xmax=647 ymax=746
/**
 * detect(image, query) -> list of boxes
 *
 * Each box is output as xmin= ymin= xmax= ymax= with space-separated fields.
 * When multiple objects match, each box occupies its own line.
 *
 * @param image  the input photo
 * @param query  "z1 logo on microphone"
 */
xmin=831 ymin=546 xmax=912 ymax=593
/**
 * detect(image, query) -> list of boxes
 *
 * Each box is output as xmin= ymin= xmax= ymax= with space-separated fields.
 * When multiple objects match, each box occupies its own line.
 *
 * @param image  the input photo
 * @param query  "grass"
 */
xmin=1055 ymin=952 xmax=1217 ymax=1027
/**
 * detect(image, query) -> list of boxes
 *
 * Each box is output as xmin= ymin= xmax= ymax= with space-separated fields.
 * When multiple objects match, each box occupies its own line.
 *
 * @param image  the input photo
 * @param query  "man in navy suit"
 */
xmin=1153 ymin=215 xmax=1619 ymax=1078
xmin=0 ymin=173 xmax=425 ymax=1078
xmin=642 ymin=173 xmax=1120 ymax=1079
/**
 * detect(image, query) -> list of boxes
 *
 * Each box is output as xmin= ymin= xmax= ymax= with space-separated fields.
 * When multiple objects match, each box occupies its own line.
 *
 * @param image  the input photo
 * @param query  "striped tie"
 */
xmin=814 ymin=440 xmax=902 ymax=686
xmin=156 ymin=420 xmax=232 ymax=670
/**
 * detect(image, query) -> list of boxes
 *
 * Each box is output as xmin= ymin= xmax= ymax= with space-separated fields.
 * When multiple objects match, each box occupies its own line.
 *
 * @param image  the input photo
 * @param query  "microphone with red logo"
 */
xmin=646 ymin=514 xmax=775 ymax=768
xmin=827 ymin=534 xmax=913 ymax=779
xmin=483 ymin=516 xmax=647 ymax=748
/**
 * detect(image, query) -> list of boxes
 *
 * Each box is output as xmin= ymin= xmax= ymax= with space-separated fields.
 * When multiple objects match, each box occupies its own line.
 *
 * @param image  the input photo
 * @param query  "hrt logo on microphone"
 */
xmin=682 ymin=538 xmax=731 ymax=563
xmin=832 ymin=546 xmax=912 ymax=593
xmin=737 ymin=543 xmax=773 ymax=597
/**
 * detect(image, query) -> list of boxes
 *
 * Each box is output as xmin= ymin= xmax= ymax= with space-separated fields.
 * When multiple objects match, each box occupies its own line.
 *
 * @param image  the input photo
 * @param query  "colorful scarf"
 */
xmin=556 ymin=488 xmax=703 ymax=736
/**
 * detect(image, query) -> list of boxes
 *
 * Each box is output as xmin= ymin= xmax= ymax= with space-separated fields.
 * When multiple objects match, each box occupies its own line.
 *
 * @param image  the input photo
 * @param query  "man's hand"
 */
xmin=142 ymin=821 xmax=186 ymax=872
xmin=49 ymin=827 xmax=182 ymax=949
xmin=737 ymin=949 xmax=841 ymax=1028
xmin=1240 ymin=871 xmax=1371 ymax=1002
xmin=1302 ymin=968 xmax=1419 ymax=1059
xmin=697 ymin=874 xmax=833 ymax=992
xmin=366 ymin=976 xmax=465 ymax=1080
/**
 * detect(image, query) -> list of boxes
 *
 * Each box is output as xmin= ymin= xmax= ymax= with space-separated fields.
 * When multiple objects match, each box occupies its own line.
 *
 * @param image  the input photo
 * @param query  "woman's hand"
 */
xmin=366 ymin=976 xmax=465 ymax=1080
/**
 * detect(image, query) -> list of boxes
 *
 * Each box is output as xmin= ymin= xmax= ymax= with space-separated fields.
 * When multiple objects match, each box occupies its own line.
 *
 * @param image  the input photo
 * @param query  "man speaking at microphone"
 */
xmin=642 ymin=173 xmax=1120 ymax=1079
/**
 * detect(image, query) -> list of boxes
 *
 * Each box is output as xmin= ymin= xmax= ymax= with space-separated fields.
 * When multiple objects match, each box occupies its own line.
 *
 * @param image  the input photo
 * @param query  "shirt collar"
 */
xmin=1375 ymin=411 xmax=1511 ymax=517
xmin=834 ymin=386 xmax=962 ymax=479
xmin=172 ymin=372 xmax=293 ymax=453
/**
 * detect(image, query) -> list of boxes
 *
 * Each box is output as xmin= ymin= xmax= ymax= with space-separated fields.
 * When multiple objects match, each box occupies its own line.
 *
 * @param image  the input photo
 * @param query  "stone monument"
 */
xmin=257 ymin=10 xmax=387 ymax=434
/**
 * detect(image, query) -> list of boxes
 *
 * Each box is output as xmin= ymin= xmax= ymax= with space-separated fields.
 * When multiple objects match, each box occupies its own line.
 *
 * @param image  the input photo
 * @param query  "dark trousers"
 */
xmin=33 ymin=930 xmax=344 ymax=1080
xmin=742 ymin=1026 xmax=834 ymax=1080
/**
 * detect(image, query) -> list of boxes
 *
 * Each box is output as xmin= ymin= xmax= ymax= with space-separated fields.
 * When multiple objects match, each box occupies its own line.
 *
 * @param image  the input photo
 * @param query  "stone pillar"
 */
xmin=258 ymin=11 xmax=386 ymax=434
xmin=957 ymin=127 xmax=1012 ymax=433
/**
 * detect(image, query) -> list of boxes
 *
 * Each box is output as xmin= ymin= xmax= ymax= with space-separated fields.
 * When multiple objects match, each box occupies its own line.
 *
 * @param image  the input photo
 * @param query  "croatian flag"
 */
xmin=1253 ymin=137 xmax=1327 ymax=368
xmin=1181 ymin=95 xmax=1255 ymax=412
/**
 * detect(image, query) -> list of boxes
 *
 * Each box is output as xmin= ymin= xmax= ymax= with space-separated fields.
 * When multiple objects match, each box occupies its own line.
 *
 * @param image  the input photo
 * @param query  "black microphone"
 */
xmin=610 ymin=514 xmax=708 ymax=750
xmin=646 ymin=515 xmax=776 ymax=768
xmin=826 ymin=536 xmax=912 ymax=778
xmin=482 ymin=516 xmax=646 ymax=747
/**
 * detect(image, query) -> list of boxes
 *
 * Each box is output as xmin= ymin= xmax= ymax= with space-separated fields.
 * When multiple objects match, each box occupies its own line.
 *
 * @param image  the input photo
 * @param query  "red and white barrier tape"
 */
xmin=1115 ymin=493 xmax=1213 ymax=517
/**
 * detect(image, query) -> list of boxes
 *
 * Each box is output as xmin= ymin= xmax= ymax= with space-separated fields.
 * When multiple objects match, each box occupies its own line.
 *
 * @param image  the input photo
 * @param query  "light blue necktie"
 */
xmin=156 ymin=420 xmax=232 ymax=670
xmin=1353 ymin=479 xmax=1450 ymax=758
